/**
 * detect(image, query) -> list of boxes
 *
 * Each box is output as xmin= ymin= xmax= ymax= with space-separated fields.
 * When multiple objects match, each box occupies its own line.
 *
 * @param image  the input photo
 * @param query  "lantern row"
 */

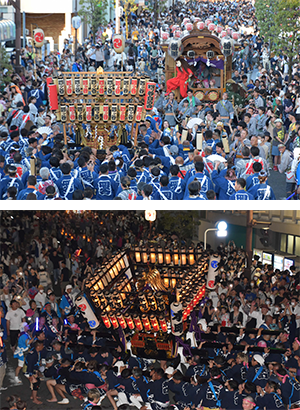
xmin=133 ymin=247 xmax=204 ymax=266
xmin=162 ymin=20 xmax=240 ymax=41
xmin=101 ymin=311 xmax=169 ymax=333
xmin=50 ymin=76 xmax=153 ymax=98
xmin=59 ymin=103 xmax=150 ymax=123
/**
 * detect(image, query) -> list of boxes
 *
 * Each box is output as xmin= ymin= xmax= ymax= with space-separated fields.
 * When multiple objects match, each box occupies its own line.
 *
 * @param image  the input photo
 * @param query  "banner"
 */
xmin=207 ymin=255 xmax=220 ymax=289
xmin=144 ymin=82 xmax=156 ymax=110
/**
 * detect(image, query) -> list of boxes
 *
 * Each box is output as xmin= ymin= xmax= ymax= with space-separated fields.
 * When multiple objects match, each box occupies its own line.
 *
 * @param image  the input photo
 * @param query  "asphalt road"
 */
xmin=268 ymin=169 xmax=287 ymax=200
xmin=1 ymin=348 xmax=114 ymax=410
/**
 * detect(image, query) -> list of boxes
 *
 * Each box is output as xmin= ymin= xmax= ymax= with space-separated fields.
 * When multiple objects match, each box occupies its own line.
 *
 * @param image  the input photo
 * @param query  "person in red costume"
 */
xmin=166 ymin=59 xmax=194 ymax=98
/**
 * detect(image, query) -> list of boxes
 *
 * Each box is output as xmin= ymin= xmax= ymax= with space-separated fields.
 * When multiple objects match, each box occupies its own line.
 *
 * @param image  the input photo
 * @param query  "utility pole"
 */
xmin=246 ymin=210 xmax=253 ymax=272
xmin=8 ymin=0 xmax=22 ymax=72
xmin=74 ymin=0 xmax=78 ymax=59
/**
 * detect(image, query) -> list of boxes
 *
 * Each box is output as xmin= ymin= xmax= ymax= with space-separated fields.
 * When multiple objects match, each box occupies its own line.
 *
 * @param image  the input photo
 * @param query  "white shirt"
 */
xmin=34 ymin=291 xmax=46 ymax=308
xmin=5 ymin=308 xmax=25 ymax=330
xmin=249 ymin=309 xmax=264 ymax=328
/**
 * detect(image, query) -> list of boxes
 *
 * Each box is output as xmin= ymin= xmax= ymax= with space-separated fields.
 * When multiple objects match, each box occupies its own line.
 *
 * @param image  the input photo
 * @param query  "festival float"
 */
xmin=76 ymin=246 xmax=220 ymax=359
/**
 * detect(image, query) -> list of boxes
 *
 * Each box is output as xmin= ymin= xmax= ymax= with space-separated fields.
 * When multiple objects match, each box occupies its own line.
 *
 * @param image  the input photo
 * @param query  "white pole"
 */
xmin=115 ymin=0 xmax=120 ymax=35
xmin=204 ymin=228 xmax=217 ymax=250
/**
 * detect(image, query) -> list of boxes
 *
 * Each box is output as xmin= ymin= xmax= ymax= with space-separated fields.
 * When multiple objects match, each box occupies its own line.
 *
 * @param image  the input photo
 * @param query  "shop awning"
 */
xmin=0 ymin=19 xmax=16 ymax=42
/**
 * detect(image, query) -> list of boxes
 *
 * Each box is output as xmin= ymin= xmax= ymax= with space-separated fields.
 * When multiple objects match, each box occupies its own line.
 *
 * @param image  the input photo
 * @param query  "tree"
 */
xmin=256 ymin=0 xmax=300 ymax=80
xmin=157 ymin=211 xmax=200 ymax=243
xmin=145 ymin=0 xmax=168 ymax=25
xmin=79 ymin=0 xmax=108 ymax=42
xmin=121 ymin=0 xmax=138 ymax=39
xmin=0 ymin=46 xmax=13 ymax=90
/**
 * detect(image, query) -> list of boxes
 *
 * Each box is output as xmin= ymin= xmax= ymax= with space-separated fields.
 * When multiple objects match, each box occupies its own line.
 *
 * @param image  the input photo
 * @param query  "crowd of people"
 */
xmin=0 ymin=211 xmax=300 ymax=410
xmin=0 ymin=0 xmax=300 ymax=200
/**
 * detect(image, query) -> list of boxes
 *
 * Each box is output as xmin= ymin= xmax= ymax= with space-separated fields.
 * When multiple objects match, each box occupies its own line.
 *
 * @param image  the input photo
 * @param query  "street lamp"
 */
xmin=145 ymin=210 xmax=156 ymax=236
xmin=204 ymin=221 xmax=227 ymax=250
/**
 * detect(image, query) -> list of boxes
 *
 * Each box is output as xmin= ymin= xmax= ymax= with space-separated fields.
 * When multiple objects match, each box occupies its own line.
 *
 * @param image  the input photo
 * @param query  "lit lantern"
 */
xmin=185 ymin=23 xmax=193 ymax=31
xmin=180 ymin=250 xmax=187 ymax=266
xmin=124 ymin=314 xmax=135 ymax=330
xmin=165 ymin=251 xmax=171 ymax=265
xmin=139 ymin=292 xmax=150 ymax=313
xmin=142 ymin=315 xmax=151 ymax=332
xmin=108 ymin=313 xmax=119 ymax=329
xmin=188 ymin=248 xmax=195 ymax=265
xmin=142 ymin=248 xmax=148 ymax=263
xmin=113 ymin=265 xmax=118 ymax=278
xmin=161 ymin=31 xmax=169 ymax=41
xmin=205 ymin=19 xmax=212 ymax=26
xmin=232 ymin=31 xmax=240 ymax=40
xmin=113 ymin=34 xmax=125 ymax=54
xmin=101 ymin=314 xmax=111 ymax=328
xmin=208 ymin=23 xmax=215 ymax=32
xmin=116 ymin=261 xmax=121 ymax=272
xmin=221 ymin=30 xmax=227 ymax=38
xmin=145 ymin=210 xmax=156 ymax=222
xmin=156 ymin=292 xmax=166 ymax=312
xmin=120 ymin=258 xmax=126 ymax=269
xmin=150 ymin=315 xmax=160 ymax=332
xmin=173 ymin=249 xmax=179 ymax=265
xmin=174 ymin=30 xmax=182 ymax=39
xmin=117 ymin=313 xmax=127 ymax=329
xmin=135 ymin=250 xmax=141 ymax=262
xmin=133 ymin=314 xmax=143 ymax=331
xmin=171 ymin=278 xmax=177 ymax=288
xmin=197 ymin=21 xmax=205 ymax=30
xmin=216 ymin=25 xmax=223 ymax=33
xmin=163 ymin=278 xmax=169 ymax=288
xmin=147 ymin=291 xmax=157 ymax=311
xmin=159 ymin=316 xmax=168 ymax=332
xmin=158 ymin=248 xmax=164 ymax=264
xmin=150 ymin=248 xmax=156 ymax=264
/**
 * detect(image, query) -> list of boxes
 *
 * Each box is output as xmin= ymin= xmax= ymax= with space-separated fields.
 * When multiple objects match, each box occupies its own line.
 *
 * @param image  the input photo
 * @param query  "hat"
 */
xmin=259 ymin=170 xmax=267 ymax=177
xmin=38 ymin=285 xmax=44 ymax=289
xmin=278 ymin=144 xmax=285 ymax=149
xmin=25 ymin=146 xmax=34 ymax=156
xmin=243 ymin=139 xmax=251 ymax=147
xmin=65 ymin=285 xmax=72 ymax=290
xmin=274 ymin=118 xmax=283 ymax=123
xmin=170 ymin=145 xmax=179 ymax=155
xmin=216 ymin=121 xmax=224 ymax=127
xmin=257 ymin=340 xmax=267 ymax=347
xmin=197 ymin=318 xmax=207 ymax=331
xmin=39 ymin=265 xmax=45 ymax=270
xmin=165 ymin=366 xmax=175 ymax=375
xmin=20 ymin=322 xmax=29 ymax=332
xmin=253 ymin=354 xmax=264 ymax=365
xmin=46 ymin=356 xmax=54 ymax=363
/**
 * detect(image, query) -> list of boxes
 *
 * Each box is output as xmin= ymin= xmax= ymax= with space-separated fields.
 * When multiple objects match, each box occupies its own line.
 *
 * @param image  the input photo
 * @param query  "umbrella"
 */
xmin=186 ymin=118 xmax=204 ymax=128
xmin=207 ymin=155 xmax=227 ymax=163
xmin=37 ymin=126 xmax=52 ymax=136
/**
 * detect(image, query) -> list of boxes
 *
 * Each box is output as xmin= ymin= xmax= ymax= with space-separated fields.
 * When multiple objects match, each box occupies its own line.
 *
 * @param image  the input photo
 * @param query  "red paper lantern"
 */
xmin=101 ymin=314 xmax=111 ymax=328
xmin=133 ymin=314 xmax=143 ymax=331
xmin=205 ymin=19 xmax=212 ymax=26
xmin=185 ymin=23 xmax=193 ymax=31
xmin=109 ymin=313 xmax=119 ymax=329
xmin=113 ymin=34 xmax=125 ymax=54
xmin=161 ymin=31 xmax=169 ymax=41
xmin=197 ymin=22 xmax=205 ymax=30
xmin=124 ymin=314 xmax=135 ymax=330
xmin=232 ymin=32 xmax=240 ymax=40
xmin=183 ymin=18 xmax=190 ymax=24
xmin=142 ymin=315 xmax=151 ymax=332
xmin=171 ymin=25 xmax=179 ymax=32
xmin=221 ymin=30 xmax=227 ymax=38
xmin=33 ymin=28 xmax=44 ymax=48
xmin=48 ymin=84 xmax=58 ymax=111
xmin=150 ymin=315 xmax=160 ymax=332
xmin=208 ymin=23 xmax=215 ymax=31
xmin=216 ymin=25 xmax=223 ymax=33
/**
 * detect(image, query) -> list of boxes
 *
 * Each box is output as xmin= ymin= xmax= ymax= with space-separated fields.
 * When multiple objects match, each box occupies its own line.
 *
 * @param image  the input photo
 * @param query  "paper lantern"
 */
xmin=144 ymin=82 xmax=156 ymax=111
xmin=221 ymin=30 xmax=227 ymax=38
xmin=216 ymin=25 xmax=223 ymax=33
xmin=116 ymin=313 xmax=127 ymax=329
xmin=113 ymin=34 xmax=125 ymax=54
xmin=197 ymin=21 xmax=205 ymax=30
xmin=48 ymin=84 xmax=58 ymax=111
xmin=232 ymin=31 xmax=240 ymax=40
xmin=161 ymin=31 xmax=169 ymax=41
xmin=101 ymin=314 xmax=111 ymax=328
xmin=174 ymin=30 xmax=182 ymax=39
xmin=205 ymin=19 xmax=212 ymax=26
xmin=183 ymin=18 xmax=190 ymax=24
xmin=168 ymin=38 xmax=183 ymax=59
xmin=150 ymin=315 xmax=160 ymax=332
xmin=142 ymin=314 xmax=151 ymax=332
xmin=170 ymin=302 xmax=183 ymax=336
xmin=133 ymin=314 xmax=143 ymax=331
xmin=33 ymin=28 xmax=44 ymax=48
xmin=208 ymin=23 xmax=215 ymax=32
xmin=171 ymin=25 xmax=179 ymax=32
xmin=109 ymin=313 xmax=119 ymax=329
xmin=124 ymin=314 xmax=135 ymax=330
xmin=185 ymin=23 xmax=193 ymax=31
xmin=207 ymin=255 xmax=221 ymax=289
xmin=145 ymin=210 xmax=156 ymax=221
xmin=159 ymin=316 xmax=168 ymax=332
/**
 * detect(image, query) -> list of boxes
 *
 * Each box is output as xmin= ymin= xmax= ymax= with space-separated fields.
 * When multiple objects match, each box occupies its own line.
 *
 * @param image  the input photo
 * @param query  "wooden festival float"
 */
xmin=162 ymin=20 xmax=241 ymax=102
xmin=47 ymin=70 xmax=156 ymax=149
xmin=78 ymin=246 xmax=212 ymax=359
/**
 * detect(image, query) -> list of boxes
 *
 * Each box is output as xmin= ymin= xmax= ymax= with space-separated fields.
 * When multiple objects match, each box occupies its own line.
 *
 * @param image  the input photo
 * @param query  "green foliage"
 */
xmin=79 ymin=0 xmax=108 ymax=41
xmin=157 ymin=211 xmax=200 ymax=242
xmin=0 ymin=45 xmax=13 ymax=89
xmin=145 ymin=0 xmax=168 ymax=24
xmin=256 ymin=0 xmax=300 ymax=79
